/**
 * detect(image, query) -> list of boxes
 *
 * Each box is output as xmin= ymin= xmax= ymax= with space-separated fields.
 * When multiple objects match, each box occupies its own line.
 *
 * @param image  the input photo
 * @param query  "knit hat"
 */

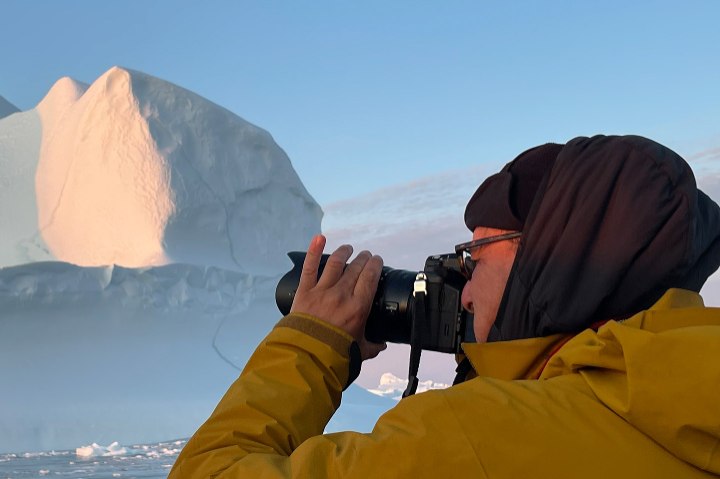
xmin=464 ymin=143 xmax=563 ymax=231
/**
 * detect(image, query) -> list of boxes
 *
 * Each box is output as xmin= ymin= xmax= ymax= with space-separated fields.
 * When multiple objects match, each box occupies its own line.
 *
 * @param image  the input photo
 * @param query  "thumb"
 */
xmin=360 ymin=341 xmax=387 ymax=361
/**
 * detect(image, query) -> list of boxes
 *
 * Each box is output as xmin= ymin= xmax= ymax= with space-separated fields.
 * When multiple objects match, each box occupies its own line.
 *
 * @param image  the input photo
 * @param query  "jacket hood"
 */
xmin=491 ymin=135 xmax=720 ymax=341
xmin=540 ymin=289 xmax=720 ymax=474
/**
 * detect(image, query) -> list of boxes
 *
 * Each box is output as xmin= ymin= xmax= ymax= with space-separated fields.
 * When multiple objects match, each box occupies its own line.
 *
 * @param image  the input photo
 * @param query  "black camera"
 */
xmin=275 ymin=252 xmax=474 ymax=354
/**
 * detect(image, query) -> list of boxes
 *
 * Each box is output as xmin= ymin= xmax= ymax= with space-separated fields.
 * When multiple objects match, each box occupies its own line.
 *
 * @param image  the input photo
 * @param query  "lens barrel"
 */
xmin=275 ymin=252 xmax=416 ymax=343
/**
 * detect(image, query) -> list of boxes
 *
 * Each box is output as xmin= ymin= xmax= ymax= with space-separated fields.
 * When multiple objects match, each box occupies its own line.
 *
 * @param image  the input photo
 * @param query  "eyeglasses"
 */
xmin=454 ymin=232 xmax=522 ymax=279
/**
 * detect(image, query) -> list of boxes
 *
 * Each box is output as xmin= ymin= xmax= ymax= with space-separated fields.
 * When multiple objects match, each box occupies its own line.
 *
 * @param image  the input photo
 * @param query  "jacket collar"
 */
xmin=461 ymin=333 xmax=571 ymax=381
xmin=460 ymin=289 xmax=706 ymax=381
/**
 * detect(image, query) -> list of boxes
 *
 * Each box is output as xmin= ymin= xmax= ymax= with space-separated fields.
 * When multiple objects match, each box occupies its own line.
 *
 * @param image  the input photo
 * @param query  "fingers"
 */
xmin=298 ymin=235 xmax=326 ymax=292
xmin=336 ymin=250 xmax=372 ymax=290
xmin=294 ymin=238 xmax=385 ymax=361
xmin=317 ymin=244 xmax=353 ymax=288
xmin=354 ymin=255 xmax=383 ymax=299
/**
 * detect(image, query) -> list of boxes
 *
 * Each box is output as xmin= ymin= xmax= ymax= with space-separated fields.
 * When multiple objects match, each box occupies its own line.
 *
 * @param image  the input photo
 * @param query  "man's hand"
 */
xmin=291 ymin=235 xmax=387 ymax=360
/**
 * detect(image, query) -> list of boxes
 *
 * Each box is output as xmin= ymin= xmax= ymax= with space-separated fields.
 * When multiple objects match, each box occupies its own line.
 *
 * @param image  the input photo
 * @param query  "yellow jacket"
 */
xmin=169 ymin=289 xmax=720 ymax=478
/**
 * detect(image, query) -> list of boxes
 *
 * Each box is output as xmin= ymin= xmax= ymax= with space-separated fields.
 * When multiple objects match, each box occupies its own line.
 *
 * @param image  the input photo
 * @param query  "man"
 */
xmin=169 ymin=135 xmax=720 ymax=478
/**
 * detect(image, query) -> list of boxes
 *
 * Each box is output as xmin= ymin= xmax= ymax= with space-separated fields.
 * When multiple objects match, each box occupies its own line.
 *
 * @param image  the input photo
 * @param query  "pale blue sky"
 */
xmin=2 ymin=1 xmax=719 ymax=205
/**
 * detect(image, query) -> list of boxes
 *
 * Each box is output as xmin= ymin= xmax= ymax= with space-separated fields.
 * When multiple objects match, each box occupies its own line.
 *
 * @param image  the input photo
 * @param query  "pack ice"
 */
xmin=0 ymin=67 xmax=394 ymax=453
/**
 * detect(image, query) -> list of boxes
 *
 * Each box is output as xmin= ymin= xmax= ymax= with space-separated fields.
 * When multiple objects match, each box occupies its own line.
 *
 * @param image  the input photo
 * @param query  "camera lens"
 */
xmin=275 ymin=252 xmax=416 ymax=344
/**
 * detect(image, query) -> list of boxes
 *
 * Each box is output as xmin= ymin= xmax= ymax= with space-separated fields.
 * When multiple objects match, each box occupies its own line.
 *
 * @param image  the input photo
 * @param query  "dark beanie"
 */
xmin=465 ymin=143 xmax=564 ymax=231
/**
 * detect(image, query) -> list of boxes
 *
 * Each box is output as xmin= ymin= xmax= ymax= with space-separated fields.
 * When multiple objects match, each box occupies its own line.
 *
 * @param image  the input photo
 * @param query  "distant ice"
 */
xmin=366 ymin=372 xmax=450 ymax=400
xmin=0 ymin=439 xmax=186 ymax=477
xmin=75 ymin=442 xmax=129 ymax=458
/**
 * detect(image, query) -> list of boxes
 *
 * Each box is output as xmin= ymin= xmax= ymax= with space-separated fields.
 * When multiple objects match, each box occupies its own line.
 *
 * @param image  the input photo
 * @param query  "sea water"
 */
xmin=0 ymin=440 xmax=184 ymax=479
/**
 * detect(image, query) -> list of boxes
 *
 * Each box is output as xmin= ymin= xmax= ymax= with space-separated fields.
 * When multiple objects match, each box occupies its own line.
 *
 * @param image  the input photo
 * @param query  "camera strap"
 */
xmin=402 ymin=273 xmax=427 ymax=398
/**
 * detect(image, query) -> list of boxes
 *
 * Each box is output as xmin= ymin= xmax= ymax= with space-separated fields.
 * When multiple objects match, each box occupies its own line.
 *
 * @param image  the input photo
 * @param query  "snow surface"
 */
xmin=0 ymin=67 xmax=393 ymax=455
xmin=0 ymin=95 xmax=19 ymax=119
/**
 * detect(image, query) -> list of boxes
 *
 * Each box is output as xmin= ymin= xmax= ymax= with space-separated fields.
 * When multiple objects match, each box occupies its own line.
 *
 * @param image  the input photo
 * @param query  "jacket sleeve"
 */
xmin=168 ymin=313 xmax=486 ymax=478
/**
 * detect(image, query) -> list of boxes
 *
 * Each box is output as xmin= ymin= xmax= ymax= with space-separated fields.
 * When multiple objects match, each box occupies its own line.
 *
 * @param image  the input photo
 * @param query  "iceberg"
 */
xmin=3 ymin=66 xmax=321 ymax=274
xmin=0 ymin=67 xmax=394 ymax=454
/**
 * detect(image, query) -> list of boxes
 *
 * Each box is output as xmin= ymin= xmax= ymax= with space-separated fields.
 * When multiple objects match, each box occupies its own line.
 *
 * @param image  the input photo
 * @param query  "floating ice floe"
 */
xmin=75 ymin=441 xmax=129 ymax=458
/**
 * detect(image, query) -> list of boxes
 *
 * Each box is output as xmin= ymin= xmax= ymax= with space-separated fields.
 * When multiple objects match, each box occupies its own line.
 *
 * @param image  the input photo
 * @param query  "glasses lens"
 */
xmin=461 ymin=250 xmax=475 ymax=279
xmin=456 ymin=231 xmax=521 ymax=280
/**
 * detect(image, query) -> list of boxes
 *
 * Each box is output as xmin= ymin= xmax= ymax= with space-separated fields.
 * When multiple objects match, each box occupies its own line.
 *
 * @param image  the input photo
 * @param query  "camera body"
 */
xmin=275 ymin=252 xmax=474 ymax=354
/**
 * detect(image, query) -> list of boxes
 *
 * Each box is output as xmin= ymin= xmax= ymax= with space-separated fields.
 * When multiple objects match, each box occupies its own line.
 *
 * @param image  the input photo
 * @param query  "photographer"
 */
xmin=169 ymin=135 xmax=720 ymax=478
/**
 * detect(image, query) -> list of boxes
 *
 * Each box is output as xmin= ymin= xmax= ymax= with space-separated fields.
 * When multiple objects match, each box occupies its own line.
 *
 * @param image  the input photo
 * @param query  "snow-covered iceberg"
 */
xmin=3 ymin=66 xmax=321 ymax=274
xmin=0 ymin=67 xmax=394 ymax=454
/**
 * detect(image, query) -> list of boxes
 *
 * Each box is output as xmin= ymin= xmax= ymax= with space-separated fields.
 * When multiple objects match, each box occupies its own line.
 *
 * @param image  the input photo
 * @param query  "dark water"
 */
xmin=0 ymin=440 xmax=185 ymax=479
